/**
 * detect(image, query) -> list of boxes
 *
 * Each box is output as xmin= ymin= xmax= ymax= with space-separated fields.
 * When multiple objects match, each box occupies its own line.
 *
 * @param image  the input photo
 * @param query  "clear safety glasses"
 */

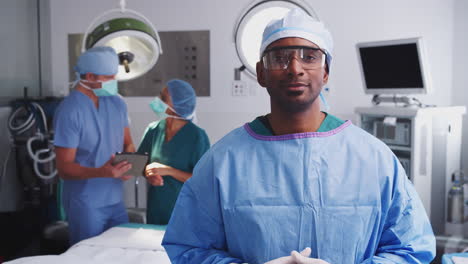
xmin=262 ymin=45 xmax=327 ymax=70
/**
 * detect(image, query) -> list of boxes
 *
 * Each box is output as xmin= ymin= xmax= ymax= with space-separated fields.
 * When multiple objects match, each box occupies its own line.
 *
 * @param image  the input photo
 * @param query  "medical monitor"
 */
xmin=356 ymin=37 xmax=431 ymax=95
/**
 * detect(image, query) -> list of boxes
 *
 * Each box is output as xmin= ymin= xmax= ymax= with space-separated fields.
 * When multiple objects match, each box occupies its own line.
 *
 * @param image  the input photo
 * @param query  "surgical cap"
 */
xmin=74 ymin=46 xmax=119 ymax=75
xmin=167 ymin=79 xmax=196 ymax=119
xmin=259 ymin=8 xmax=334 ymax=67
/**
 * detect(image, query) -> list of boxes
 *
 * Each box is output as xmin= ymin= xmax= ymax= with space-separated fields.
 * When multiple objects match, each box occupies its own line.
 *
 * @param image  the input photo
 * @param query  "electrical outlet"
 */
xmin=232 ymin=81 xmax=248 ymax=96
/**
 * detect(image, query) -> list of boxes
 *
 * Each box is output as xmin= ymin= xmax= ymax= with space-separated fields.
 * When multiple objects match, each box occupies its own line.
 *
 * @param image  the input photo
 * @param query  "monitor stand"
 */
xmin=372 ymin=94 xmax=420 ymax=107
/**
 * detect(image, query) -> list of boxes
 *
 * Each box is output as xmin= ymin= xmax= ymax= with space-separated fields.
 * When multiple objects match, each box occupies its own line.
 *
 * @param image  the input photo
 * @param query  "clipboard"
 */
xmin=112 ymin=152 xmax=149 ymax=177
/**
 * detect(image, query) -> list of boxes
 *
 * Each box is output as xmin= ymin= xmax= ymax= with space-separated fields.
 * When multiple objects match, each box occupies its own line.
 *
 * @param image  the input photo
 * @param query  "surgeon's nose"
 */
xmin=287 ymin=57 xmax=305 ymax=77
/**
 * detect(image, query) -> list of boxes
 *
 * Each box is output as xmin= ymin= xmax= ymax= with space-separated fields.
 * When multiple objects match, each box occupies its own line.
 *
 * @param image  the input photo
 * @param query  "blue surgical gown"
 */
xmin=162 ymin=120 xmax=435 ymax=264
xmin=137 ymin=120 xmax=210 ymax=225
xmin=53 ymin=90 xmax=130 ymax=244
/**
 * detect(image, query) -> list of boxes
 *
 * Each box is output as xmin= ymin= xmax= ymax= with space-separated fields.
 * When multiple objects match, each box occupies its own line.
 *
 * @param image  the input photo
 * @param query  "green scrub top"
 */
xmin=137 ymin=120 xmax=210 ymax=225
xmin=248 ymin=112 xmax=344 ymax=135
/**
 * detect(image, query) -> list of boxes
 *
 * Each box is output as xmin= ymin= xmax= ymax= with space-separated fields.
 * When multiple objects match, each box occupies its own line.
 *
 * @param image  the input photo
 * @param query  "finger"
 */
xmin=147 ymin=177 xmax=156 ymax=185
xmin=121 ymin=175 xmax=132 ymax=181
xmin=116 ymin=164 xmax=132 ymax=176
xmin=156 ymin=175 xmax=164 ymax=186
xmin=147 ymin=162 xmax=158 ymax=169
xmin=121 ymin=163 xmax=132 ymax=172
xmin=265 ymin=256 xmax=295 ymax=264
xmin=114 ymin=160 xmax=130 ymax=169
xmin=300 ymin=247 xmax=311 ymax=257
xmin=106 ymin=154 xmax=116 ymax=165
xmin=291 ymin=251 xmax=306 ymax=261
xmin=146 ymin=169 xmax=159 ymax=177
xmin=148 ymin=177 xmax=163 ymax=186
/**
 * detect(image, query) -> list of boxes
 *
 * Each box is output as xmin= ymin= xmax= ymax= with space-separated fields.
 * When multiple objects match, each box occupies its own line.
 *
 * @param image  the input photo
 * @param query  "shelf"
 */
xmin=388 ymin=145 xmax=412 ymax=152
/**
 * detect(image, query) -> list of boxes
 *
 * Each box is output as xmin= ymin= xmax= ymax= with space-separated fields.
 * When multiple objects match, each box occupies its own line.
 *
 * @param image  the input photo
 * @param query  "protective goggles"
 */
xmin=262 ymin=45 xmax=326 ymax=70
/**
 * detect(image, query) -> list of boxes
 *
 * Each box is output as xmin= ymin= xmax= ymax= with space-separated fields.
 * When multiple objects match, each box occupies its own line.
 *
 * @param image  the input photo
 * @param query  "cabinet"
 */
xmin=355 ymin=106 xmax=466 ymax=235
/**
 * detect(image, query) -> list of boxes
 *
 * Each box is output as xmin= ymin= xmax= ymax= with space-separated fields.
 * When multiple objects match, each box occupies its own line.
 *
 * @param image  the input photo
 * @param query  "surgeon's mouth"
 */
xmin=285 ymin=82 xmax=308 ymax=95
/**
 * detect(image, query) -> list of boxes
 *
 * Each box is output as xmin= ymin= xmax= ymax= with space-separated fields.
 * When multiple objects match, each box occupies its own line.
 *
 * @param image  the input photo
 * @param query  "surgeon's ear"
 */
xmin=256 ymin=61 xmax=267 ymax=87
xmin=323 ymin=70 xmax=329 ymax=84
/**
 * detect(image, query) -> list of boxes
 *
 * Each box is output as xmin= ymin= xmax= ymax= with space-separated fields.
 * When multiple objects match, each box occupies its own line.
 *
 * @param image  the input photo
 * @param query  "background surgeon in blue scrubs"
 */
xmin=162 ymin=9 xmax=436 ymax=264
xmin=54 ymin=46 xmax=136 ymax=245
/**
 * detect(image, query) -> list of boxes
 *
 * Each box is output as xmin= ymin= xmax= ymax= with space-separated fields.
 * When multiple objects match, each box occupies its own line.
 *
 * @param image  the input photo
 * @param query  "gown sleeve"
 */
xmin=361 ymin=157 xmax=436 ymax=264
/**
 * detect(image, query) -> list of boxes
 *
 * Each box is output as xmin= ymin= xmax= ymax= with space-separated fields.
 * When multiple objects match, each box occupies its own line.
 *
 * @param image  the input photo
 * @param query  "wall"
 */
xmin=0 ymin=0 xmax=40 ymax=99
xmin=452 ymin=0 xmax=468 ymax=172
xmin=46 ymin=0 xmax=456 ymax=145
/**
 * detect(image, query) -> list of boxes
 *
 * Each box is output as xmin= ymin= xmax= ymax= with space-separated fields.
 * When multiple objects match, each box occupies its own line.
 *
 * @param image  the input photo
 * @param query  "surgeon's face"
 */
xmin=160 ymin=87 xmax=177 ymax=116
xmin=256 ymin=37 xmax=329 ymax=114
xmin=84 ymin=73 xmax=115 ymax=89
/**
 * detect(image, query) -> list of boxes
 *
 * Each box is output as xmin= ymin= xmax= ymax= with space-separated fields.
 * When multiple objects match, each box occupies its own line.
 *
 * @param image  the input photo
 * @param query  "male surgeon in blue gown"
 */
xmin=162 ymin=9 xmax=436 ymax=264
xmin=54 ymin=47 xmax=135 ymax=245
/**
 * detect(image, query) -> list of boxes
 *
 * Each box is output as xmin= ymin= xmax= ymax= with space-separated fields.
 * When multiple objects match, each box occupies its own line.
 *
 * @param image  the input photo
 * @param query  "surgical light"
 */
xmin=81 ymin=0 xmax=162 ymax=81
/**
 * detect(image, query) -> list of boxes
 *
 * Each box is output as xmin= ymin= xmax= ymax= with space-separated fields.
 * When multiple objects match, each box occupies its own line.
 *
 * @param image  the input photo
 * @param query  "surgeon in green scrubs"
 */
xmin=138 ymin=79 xmax=210 ymax=225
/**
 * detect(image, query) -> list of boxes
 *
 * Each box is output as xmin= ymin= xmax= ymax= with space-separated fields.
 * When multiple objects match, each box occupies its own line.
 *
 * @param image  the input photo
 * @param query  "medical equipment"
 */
xmin=9 ymin=101 xmax=57 ymax=181
xmin=81 ymin=0 xmax=163 ymax=81
xmin=356 ymin=38 xmax=435 ymax=107
xmin=356 ymin=37 xmax=432 ymax=96
xmin=356 ymin=106 xmax=466 ymax=236
xmin=0 ymin=106 xmax=23 ymax=213
xmin=448 ymin=171 xmax=465 ymax=224
xmin=112 ymin=152 xmax=148 ymax=177
xmin=233 ymin=0 xmax=318 ymax=78
xmin=1 ymin=98 xmax=63 ymax=262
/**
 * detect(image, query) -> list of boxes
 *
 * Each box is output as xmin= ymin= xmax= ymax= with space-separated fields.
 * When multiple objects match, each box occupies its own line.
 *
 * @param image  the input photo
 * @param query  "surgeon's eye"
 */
xmin=273 ymin=55 xmax=288 ymax=63
xmin=302 ymin=55 xmax=317 ymax=63
xmin=268 ymin=51 xmax=287 ymax=64
xmin=301 ymin=51 xmax=320 ymax=63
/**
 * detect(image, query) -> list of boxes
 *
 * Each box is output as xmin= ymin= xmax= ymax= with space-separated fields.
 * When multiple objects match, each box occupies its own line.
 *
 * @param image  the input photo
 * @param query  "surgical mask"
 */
xmin=80 ymin=79 xmax=119 ymax=97
xmin=149 ymin=97 xmax=185 ymax=120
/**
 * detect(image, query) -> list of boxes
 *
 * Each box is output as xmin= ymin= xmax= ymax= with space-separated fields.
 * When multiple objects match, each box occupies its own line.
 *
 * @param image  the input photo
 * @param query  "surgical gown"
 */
xmin=162 ymin=120 xmax=435 ymax=264
xmin=137 ymin=120 xmax=210 ymax=225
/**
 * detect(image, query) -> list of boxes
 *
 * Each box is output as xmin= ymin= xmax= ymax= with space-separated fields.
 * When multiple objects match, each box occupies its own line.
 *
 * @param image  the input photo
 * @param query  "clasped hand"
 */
xmin=145 ymin=162 xmax=172 ymax=186
xmin=265 ymin=248 xmax=330 ymax=264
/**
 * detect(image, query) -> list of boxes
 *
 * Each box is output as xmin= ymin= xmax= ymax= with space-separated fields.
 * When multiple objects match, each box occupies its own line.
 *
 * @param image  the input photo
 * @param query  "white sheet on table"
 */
xmin=5 ymin=227 xmax=170 ymax=264
xmin=73 ymin=227 xmax=165 ymax=251
xmin=453 ymin=256 xmax=468 ymax=264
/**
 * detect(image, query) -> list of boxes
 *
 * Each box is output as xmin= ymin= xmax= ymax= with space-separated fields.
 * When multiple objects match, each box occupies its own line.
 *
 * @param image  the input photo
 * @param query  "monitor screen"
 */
xmin=356 ymin=38 xmax=431 ymax=95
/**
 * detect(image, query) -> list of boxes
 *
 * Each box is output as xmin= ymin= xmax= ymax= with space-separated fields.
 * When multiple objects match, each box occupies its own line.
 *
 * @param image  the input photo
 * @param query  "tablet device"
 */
xmin=112 ymin=152 xmax=149 ymax=177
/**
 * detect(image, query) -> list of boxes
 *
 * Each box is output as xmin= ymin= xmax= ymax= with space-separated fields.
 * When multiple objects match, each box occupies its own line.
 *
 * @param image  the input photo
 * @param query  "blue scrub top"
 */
xmin=53 ymin=90 xmax=129 ymax=207
xmin=138 ymin=120 xmax=210 ymax=225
